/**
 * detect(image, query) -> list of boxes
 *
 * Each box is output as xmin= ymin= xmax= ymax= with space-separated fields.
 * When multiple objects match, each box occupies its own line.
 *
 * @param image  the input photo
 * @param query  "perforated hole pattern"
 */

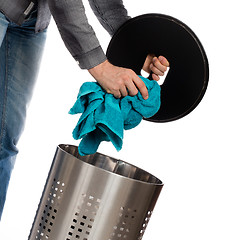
xmin=66 ymin=194 xmax=101 ymax=240
xmin=35 ymin=178 xmax=65 ymax=239
xmin=107 ymin=206 xmax=138 ymax=240
xmin=138 ymin=211 xmax=153 ymax=240
xmin=34 ymin=178 xmax=153 ymax=240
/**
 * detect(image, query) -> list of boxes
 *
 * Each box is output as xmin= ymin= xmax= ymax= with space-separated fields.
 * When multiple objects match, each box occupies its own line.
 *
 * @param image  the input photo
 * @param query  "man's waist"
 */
xmin=0 ymin=0 xmax=38 ymax=25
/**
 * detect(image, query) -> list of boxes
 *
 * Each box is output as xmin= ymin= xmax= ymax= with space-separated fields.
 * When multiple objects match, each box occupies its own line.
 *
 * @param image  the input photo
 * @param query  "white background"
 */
xmin=0 ymin=0 xmax=228 ymax=239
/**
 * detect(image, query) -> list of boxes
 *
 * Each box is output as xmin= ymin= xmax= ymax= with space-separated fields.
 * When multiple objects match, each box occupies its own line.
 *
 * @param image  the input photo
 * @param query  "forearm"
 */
xmin=48 ymin=0 xmax=107 ymax=69
xmin=88 ymin=0 xmax=131 ymax=36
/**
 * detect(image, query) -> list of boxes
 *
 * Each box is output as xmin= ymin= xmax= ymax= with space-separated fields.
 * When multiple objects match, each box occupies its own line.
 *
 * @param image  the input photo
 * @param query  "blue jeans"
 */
xmin=0 ymin=10 xmax=46 ymax=220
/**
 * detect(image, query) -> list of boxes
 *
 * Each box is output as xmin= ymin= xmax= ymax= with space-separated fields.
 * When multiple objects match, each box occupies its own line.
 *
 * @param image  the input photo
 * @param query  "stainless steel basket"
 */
xmin=29 ymin=144 xmax=163 ymax=240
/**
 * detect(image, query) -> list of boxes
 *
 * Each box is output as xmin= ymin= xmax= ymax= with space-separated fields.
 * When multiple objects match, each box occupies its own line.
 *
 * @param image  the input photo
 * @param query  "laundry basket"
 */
xmin=28 ymin=144 xmax=163 ymax=240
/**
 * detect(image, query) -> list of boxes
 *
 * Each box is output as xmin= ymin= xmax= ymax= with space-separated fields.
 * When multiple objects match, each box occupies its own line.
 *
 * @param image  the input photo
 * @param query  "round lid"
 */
xmin=106 ymin=14 xmax=209 ymax=122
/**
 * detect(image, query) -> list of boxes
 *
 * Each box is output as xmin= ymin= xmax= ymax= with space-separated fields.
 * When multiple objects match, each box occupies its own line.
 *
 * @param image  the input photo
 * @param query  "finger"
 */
xmin=150 ymin=64 xmax=164 ymax=76
xmin=158 ymin=56 xmax=170 ymax=67
xmin=114 ymin=92 xmax=121 ymax=98
xmin=151 ymin=57 xmax=168 ymax=74
xmin=125 ymin=80 xmax=138 ymax=97
xmin=152 ymin=73 xmax=160 ymax=81
xmin=132 ymin=76 xmax=148 ymax=100
xmin=142 ymin=53 xmax=156 ymax=73
xmin=110 ymin=89 xmax=121 ymax=98
xmin=119 ymin=85 xmax=128 ymax=97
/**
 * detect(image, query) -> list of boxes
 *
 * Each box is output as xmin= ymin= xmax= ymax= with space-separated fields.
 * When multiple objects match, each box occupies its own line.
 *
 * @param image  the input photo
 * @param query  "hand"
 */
xmin=88 ymin=60 xmax=148 ymax=99
xmin=143 ymin=54 xmax=170 ymax=81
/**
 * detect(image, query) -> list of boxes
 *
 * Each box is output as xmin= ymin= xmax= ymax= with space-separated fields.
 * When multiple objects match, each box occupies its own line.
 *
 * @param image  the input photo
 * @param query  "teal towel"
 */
xmin=69 ymin=76 xmax=161 ymax=156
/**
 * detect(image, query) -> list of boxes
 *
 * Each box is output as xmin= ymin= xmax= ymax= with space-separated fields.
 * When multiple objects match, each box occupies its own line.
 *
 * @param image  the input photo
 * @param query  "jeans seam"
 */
xmin=0 ymin=33 xmax=9 ymax=156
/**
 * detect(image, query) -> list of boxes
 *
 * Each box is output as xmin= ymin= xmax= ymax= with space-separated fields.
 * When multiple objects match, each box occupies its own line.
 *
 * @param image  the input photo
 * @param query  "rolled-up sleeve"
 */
xmin=48 ymin=0 xmax=107 ymax=69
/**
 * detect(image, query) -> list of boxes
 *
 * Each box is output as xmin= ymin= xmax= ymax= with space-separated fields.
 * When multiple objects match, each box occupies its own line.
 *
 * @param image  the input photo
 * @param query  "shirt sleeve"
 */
xmin=88 ymin=0 xmax=131 ymax=36
xmin=48 ymin=0 xmax=130 ymax=69
xmin=48 ymin=0 xmax=107 ymax=69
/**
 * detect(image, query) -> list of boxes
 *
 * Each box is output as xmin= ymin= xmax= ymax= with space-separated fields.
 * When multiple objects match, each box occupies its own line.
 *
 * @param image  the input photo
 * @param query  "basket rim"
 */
xmin=58 ymin=144 xmax=163 ymax=186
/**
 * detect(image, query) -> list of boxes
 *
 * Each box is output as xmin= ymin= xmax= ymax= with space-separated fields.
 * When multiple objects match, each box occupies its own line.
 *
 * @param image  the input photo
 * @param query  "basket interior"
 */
xmin=59 ymin=144 xmax=162 ymax=185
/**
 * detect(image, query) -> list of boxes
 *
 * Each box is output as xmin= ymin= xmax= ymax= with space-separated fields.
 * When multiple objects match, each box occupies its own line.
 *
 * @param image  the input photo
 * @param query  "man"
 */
xmin=0 ymin=0 xmax=169 ymax=220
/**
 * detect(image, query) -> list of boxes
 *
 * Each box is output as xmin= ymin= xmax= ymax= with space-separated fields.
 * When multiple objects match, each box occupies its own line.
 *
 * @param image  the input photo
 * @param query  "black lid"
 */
xmin=106 ymin=14 xmax=209 ymax=122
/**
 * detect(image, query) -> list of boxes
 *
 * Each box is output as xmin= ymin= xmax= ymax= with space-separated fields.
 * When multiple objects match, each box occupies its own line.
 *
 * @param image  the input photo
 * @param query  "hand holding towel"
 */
xmin=69 ymin=76 xmax=160 ymax=155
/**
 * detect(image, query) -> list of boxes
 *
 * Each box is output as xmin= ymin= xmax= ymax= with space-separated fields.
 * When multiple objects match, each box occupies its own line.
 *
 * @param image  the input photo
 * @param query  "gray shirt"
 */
xmin=0 ymin=0 xmax=130 ymax=69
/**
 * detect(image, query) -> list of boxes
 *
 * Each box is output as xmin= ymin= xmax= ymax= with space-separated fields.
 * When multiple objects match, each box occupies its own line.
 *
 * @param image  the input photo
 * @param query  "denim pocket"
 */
xmin=20 ymin=8 xmax=38 ymax=31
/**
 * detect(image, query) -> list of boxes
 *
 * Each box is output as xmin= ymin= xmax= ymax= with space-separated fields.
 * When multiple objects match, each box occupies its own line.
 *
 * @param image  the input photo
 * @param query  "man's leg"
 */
xmin=0 ymin=10 xmax=47 ymax=220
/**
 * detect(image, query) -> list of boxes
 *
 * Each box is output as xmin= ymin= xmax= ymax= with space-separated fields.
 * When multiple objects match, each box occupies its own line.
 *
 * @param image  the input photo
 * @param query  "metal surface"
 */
xmin=106 ymin=13 xmax=209 ymax=122
xmin=29 ymin=144 xmax=163 ymax=240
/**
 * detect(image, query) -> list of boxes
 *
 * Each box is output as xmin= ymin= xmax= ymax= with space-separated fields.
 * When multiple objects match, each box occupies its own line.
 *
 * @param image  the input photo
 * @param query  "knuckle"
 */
xmin=121 ymin=74 xmax=130 ymax=82
xmin=115 ymin=93 xmax=121 ymax=98
xmin=153 ymin=57 xmax=158 ymax=64
xmin=116 ymin=79 xmax=122 ymax=86
xmin=133 ymin=89 xmax=138 ymax=95
xmin=127 ymin=69 xmax=135 ymax=75
xmin=123 ymin=77 xmax=131 ymax=85
xmin=150 ymin=65 xmax=157 ymax=72
xmin=129 ymin=88 xmax=138 ymax=96
xmin=113 ymin=85 xmax=120 ymax=92
xmin=163 ymin=66 xmax=168 ymax=72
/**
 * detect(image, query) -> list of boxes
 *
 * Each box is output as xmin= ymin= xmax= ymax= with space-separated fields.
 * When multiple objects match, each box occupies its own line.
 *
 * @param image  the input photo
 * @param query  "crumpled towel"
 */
xmin=69 ymin=75 xmax=161 ymax=156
